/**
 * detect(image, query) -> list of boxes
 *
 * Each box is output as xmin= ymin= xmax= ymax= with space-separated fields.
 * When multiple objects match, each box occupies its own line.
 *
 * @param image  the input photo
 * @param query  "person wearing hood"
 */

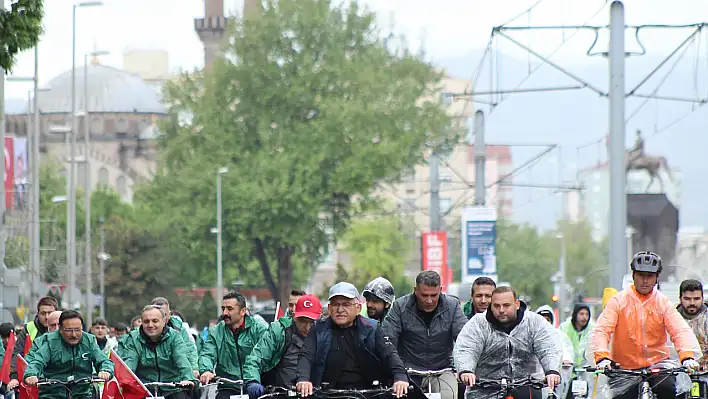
xmin=362 ymin=277 xmax=395 ymax=323
xmin=677 ymin=279 xmax=708 ymax=367
xmin=559 ymin=304 xmax=594 ymax=368
xmin=536 ymin=305 xmax=574 ymax=366
xmin=454 ymin=286 xmax=562 ymax=399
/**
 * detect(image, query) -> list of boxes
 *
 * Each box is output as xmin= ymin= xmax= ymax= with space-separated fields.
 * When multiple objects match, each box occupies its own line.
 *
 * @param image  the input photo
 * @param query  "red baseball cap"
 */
xmin=294 ymin=294 xmax=322 ymax=320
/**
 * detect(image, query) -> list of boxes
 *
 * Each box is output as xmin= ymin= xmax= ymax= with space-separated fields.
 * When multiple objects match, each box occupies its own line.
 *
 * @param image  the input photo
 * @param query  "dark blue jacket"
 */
xmin=297 ymin=315 xmax=407 ymax=386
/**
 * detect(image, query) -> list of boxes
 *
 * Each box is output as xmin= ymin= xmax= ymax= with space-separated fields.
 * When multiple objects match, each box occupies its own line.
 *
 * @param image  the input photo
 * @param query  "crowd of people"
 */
xmin=0 ymin=250 xmax=706 ymax=399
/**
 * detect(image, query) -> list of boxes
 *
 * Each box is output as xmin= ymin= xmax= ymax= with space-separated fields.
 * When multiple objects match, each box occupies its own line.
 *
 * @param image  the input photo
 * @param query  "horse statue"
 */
xmin=607 ymin=130 xmax=674 ymax=192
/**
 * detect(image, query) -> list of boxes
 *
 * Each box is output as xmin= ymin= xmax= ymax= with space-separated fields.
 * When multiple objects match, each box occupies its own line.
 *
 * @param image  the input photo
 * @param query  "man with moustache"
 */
xmin=23 ymin=311 xmax=114 ymax=399
xmin=454 ymin=286 xmax=562 ymax=399
xmin=121 ymin=305 xmax=196 ymax=398
xmin=243 ymin=295 xmax=323 ymax=398
xmin=199 ymin=291 xmax=267 ymax=399
xmin=590 ymin=251 xmax=701 ymax=399
xmin=462 ymin=277 xmax=496 ymax=319
xmin=362 ymin=277 xmax=395 ymax=323
xmin=678 ymin=279 xmax=708 ymax=367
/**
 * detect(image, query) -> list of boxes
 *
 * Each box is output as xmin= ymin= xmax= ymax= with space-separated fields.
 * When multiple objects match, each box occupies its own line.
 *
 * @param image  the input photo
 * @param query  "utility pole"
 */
xmin=429 ymin=151 xmax=440 ymax=232
xmin=608 ymin=1 xmax=627 ymax=290
xmin=558 ymin=233 xmax=567 ymax=321
xmin=0 ymin=1 xmax=6 ymax=280
xmin=473 ymin=110 xmax=486 ymax=206
xmin=31 ymin=46 xmax=40 ymax=307
xmin=98 ymin=216 xmax=105 ymax=319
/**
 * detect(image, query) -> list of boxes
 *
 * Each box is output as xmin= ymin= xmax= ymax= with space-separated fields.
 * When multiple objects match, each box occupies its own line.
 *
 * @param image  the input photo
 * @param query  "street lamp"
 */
xmin=556 ymin=232 xmax=567 ymax=322
xmin=97 ymin=216 xmax=110 ymax=319
xmin=216 ymin=167 xmax=228 ymax=318
xmin=82 ymin=50 xmax=108 ymax=326
xmin=71 ymin=0 xmax=103 ymax=317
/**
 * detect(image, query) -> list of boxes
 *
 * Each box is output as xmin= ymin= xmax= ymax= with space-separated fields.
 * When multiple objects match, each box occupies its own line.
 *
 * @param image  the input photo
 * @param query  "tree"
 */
xmin=338 ymin=215 xmax=413 ymax=296
xmin=0 ymin=0 xmax=44 ymax=71
xmin=137 ymin=0 xmax=455 ymax=303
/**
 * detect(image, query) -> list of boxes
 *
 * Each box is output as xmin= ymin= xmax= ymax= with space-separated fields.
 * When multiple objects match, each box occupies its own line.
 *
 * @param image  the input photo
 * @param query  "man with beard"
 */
xmin=243 ymin=295 xmax=323 ymax=399
xmin=559 ymin=304 xmax=594 ymax=398
xmin=678 ymin=279 xmax=708 ymax=367
xmin=454 ymin=286 xmax=561 ymax=399
xmin=362 ymin=277 xmax=395 ymax=323
xmin=121 ymin=305 xmax=196 ymax=398
xmin=462 ymin=277 xmax=496 ymax=319
xmin=199 ymin=291 xmax=267 ymax=399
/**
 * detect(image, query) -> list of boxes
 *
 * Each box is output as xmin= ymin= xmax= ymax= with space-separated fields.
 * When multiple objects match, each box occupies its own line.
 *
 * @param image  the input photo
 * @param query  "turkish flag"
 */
xmin=0 ymin=330 xmax=16 ymax=383
xmin=16 ymin=355 xmax=38 ymax=399
xmin=101 ymin=351 xmax=151 ymax=399
xmin=23 ymin=334 xmax=31 ymax=356
xmin=275 ymin=302 xmax=285 ymax=320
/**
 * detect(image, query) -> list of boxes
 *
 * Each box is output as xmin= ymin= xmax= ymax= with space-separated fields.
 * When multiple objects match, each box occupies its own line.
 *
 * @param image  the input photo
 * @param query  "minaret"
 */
xmin=194 ymin=0 xmax=260 ymax=70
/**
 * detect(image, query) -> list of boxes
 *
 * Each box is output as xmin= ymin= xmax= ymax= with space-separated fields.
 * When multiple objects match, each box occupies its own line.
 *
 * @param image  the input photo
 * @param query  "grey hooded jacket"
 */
xmin=453 ymin=301 xmax=561 ymax=397
xmin=383 ymin=293 xmax=468 ymax=370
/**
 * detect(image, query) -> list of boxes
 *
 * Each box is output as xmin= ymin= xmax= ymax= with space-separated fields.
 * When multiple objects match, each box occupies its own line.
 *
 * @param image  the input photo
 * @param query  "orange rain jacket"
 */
xmin=590 ymin=285 xmax=701 ymax=370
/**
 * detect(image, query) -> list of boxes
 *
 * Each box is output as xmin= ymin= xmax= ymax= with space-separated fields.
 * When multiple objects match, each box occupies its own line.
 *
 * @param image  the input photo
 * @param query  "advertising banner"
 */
xmin=4 ymin=137 xmax=13 ymax=210
xmin=13 ymin=137 xmax=27 ymax=209
xmin=422 ymin=231 xmax=448 ymax=291
xmin=461 ymin=206 xmax=497 ymax=284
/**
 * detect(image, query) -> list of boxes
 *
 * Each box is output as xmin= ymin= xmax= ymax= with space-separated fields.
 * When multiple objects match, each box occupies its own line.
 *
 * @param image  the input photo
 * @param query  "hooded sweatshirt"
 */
xmin=677 ymin=302 xmax=708 ymax=366
xmin=560 ymin=304 xmax=594 ymax=366
xmin=536 ymin=305 xmax=574 ymax=364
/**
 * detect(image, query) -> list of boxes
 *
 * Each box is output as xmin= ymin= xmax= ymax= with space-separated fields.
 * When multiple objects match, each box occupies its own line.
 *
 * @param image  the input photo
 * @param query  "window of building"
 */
xmin=116 ymin=175 xmax=127 ymax=196
xmin=98 ymin=167 xmax=109 ymax=185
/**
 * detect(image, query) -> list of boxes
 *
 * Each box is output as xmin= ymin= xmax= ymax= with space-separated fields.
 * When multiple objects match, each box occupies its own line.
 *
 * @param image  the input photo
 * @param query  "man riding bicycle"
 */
xmin=590 ymin=251 xmax=701 ymax=399
xmin=362 ymin=277 xmax=395 ymax=324
xmin=23 ymin=310 xmax=114 ymax=399
xmin=120 ymin=305 xmax=196 ymax=399
xmin=454 ymin=286 xmax=562 ymax=399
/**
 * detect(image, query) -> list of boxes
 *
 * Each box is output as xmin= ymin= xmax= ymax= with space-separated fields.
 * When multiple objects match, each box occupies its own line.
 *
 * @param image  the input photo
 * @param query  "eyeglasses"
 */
xmin=329 ymin=303 xmax=357 ymax=310
xmin=62 ymin=328 xmax=82 ymax=334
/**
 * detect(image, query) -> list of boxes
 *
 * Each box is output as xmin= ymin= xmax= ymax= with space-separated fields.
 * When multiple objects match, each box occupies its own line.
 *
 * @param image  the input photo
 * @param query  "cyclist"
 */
xmin=559 ymin=304 xmax=594 ymax=399
xmin=287 ymin=290 xmax=306 ymax=317
xmin=90 ymin=317 xmax=118 ymax=356
xmin=462 ymin=277 xmax=496 ymax=319
xmin=199 ymin=291 xmax=267 ymax=399
xmin=384 ymin=271 xmax=467 ymax=399
xmin=243 ymin=294 xmax=322 ymax=399
xmin=151 ymin=297 xmax=199 ymax=376
xmin=590 ymin=251 xmax=701 ymax=399
xmin=362 ymin=277 xmax=395 ymax=323
xmin=454 ymin=286 xmax=562 ymax=399
xmin=23 ymin=310 xmax=114 ymax=399
xmin=121 ymin=305 xmax=196 ymax=398
xmin=677 ymin=279 xmax=708 ymax=367
xmin=536 ymin=305 xmax=573 ymax=366
xmin=296 ymin=282 xmax=409 ymax=398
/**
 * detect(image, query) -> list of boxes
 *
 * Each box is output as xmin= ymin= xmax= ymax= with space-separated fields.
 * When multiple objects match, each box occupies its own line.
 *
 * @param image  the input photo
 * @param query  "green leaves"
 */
xmin=0 ymin=0 xmax=44 ymax=71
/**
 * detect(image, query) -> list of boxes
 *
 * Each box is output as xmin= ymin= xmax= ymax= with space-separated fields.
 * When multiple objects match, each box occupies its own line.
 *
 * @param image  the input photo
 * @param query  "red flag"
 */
xmin=101 ymin=378 xmax=125 ymax=399
xmin=23 ymin=334 xmax=31 ymax=356
xmin=106 ymin=351 xmax=151 ymax=399
xmin=1 ymin=331 xmax=17 ymax=383
xmin=16 ymin=356 xmax=38 ymax=399
xmin=275 ymin=301 xmax=285 ymax=319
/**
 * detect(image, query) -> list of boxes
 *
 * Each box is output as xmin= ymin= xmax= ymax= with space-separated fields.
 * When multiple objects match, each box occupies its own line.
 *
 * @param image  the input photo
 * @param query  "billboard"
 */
xmin=461 ymin=206 xmax=497 ymax=284
xmin=4 ymin=137 xmax=13 ymax=210
xmin=422 ymin=231 xmax=449 ymax=291
xmin=13 ymin=137 xmax=27 ymax=210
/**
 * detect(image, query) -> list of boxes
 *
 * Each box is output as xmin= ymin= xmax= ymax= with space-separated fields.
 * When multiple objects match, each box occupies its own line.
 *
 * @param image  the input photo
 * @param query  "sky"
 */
xmin=4 ymin=0 xmax=708 ymax=228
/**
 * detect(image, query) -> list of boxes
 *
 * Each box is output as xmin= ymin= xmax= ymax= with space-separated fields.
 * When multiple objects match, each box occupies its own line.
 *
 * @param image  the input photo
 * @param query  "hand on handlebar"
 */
xmin=545 ymin=374 xmax=561 ymax=391
xmin=199 ymin=371 xmax=216 ymax=384
xmin=296 ymin=381 xmax=313 ymax=397
xmin=179 ymin=380 xmax=195 ymax=388
xmin=683 ymin=359 xmax=700 ymax=373
xmin=459 ymin=373 xmax=476 ymax=387
xmin=98 ymin=372 xmax=111 ymax=381
xmin=7 ymin=379 xmax=19 ymax=390
xmin=392 ymin=381 xmax=409 ymax=398
xmin=24 ymin=377 xmax=38 ymax=386
xmin=597 ymin=359 xmax=613 ymax=371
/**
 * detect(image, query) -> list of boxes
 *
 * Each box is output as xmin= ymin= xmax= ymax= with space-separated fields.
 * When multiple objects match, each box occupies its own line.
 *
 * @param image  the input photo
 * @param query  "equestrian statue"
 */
xmin=619 ymin=129 xmax=674 ymax=192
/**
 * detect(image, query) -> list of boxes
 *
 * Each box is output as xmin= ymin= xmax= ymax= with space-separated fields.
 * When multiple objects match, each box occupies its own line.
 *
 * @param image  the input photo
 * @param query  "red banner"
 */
xmin=422 ymin=232 xmax=449 ymax=292
xmin=4 ymin=136 xmax=13 ymax=210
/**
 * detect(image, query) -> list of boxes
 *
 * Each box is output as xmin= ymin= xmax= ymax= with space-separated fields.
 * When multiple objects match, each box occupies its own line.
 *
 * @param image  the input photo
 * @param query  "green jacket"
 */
xmin=198 ymin=315 xmax=266 ymax=384
xmin=24 ymin=331 xmax=114 ymax=399
xmin=120 ymin=327 xmax=195 ymax=395
xmin=462 ymin=301 xmax=474 ymax=319
xmin=168 ymin=315 xmax=198 ymax=371
xmin=242 ymin=317 xmax=294 ymax=383
xmin=559 ymin=319 xmax=595 ymax=366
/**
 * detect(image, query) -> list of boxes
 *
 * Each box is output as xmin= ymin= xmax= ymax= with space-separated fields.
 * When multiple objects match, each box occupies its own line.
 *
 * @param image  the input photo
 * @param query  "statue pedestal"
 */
xmin=627 ymin=193 xmax=679 ymax=280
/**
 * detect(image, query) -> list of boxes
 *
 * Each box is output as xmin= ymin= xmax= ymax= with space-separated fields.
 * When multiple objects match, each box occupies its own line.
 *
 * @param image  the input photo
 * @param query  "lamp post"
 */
xmin=82 ymin=50 xmax=108 ymax=326
xmin=49 ymin=125 xmax=74 ymax=308
xmin=216 ymin=167 xmax=228 ymax=318
xmin=97 ymin=216 xmax=110 ymax=320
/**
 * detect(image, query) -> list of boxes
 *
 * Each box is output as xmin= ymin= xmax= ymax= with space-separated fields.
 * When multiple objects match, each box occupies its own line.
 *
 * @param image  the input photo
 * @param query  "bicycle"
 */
xmin=314 ymin=381 xmax=399 ymax=399
xmin=406 ymin=368 xmax=456 ymax=399
xmin=584 ymin=365 xmax=688 ymax=399
xmin=686 ymin=370 xmax=708 ymax=399
xmin=143 ymin=381 xmax=194 ymax=398
xmin=36 ymin=377 xmax=105 ymax=399
xmin=472 ymin=376 xmax=554 ymax=399
xmin=201 ymin=376 xmax=246 ymax=398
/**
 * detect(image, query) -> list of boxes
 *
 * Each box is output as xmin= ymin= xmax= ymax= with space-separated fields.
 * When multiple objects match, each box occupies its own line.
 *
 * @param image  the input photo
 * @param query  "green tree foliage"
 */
xmin=497 ymin=219 xmax=607 ymax=309
xmin=339 ymin=215 xmax=413 ymax=296
xmin=0 ymin=0 xmax=44 ymax=71
xmin=137 ymin=0 xmax=455 ymax=303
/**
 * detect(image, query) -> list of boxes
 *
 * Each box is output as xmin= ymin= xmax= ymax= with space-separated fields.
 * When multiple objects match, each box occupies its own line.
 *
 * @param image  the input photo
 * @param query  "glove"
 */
xmin=246 ymin=382 xmax=265 ymax=399
xmin=597 ymin=359 xmax=612 ymax=370
xmin=683 ymin=358 xmax=700 ymax=372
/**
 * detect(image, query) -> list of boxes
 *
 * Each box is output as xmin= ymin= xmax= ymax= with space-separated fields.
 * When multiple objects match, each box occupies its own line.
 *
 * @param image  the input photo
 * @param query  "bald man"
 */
xmin=47 ymin=311 xmax=61 ymax=332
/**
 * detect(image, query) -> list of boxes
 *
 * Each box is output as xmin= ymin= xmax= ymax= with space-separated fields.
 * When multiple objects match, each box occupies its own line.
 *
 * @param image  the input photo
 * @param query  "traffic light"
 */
xmin=551 ymin=294 xmax=559 ymax=302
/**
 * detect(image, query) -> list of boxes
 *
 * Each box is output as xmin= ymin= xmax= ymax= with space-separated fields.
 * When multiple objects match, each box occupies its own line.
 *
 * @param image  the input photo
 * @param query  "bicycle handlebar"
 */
xmin=582 ymin=366 xmax=688 ymax=377
xmin=37 ymin=377 xmax=105 ymax=387
xmin=474 ymin=377 xmax=547 ymax=390
xmin=406 ymin=368 xmax=455 ymax=377
xmin=215 ymin=377 xmax=244 ymax=385
xmin=144 ymin=381 xmax=193 ymax=388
